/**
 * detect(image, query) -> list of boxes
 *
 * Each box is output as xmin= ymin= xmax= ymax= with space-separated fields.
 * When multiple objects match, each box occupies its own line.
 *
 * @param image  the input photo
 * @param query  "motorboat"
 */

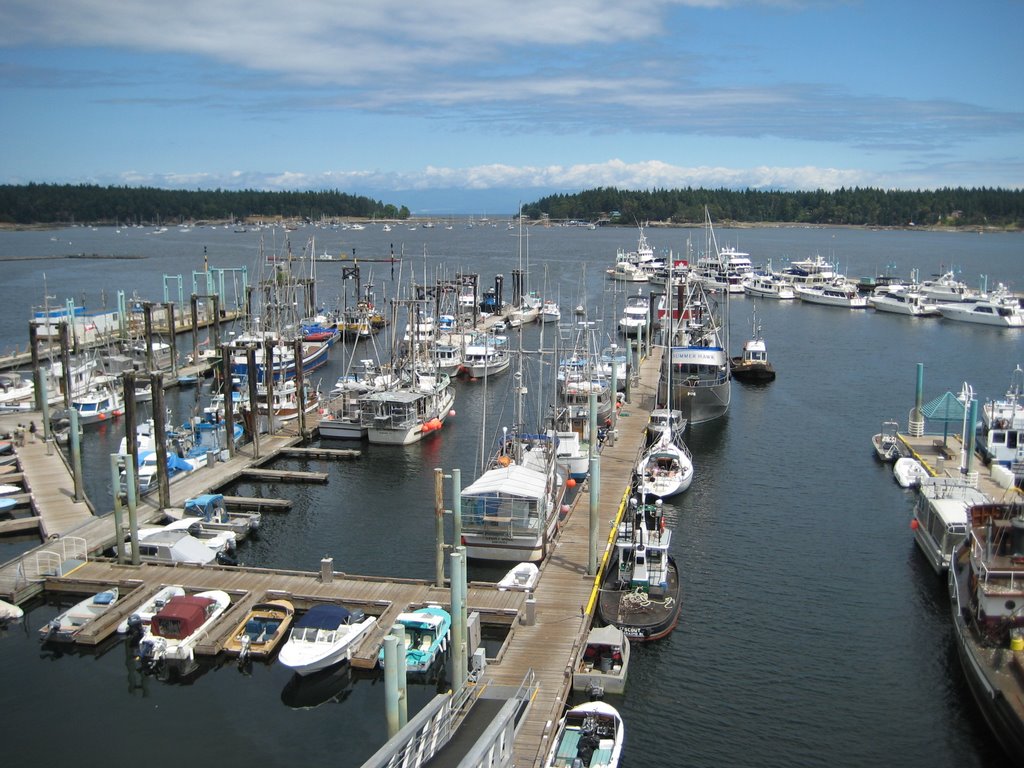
xmin=497 ymin=562 xmax=540 ymax=592
xmin=540 ymin=299 xmax=561 ymax=324
xmin=635 ymin=431 xmax=693 ymax=499
xmin=743 ymin=273 xmax=795 ymax=300
xmin=871 ymin=420 xmax=902 ymax=462
xmin=131 ymin=527 xmax=220 ymax=566
xmin=918 ymin=270 xmax=979 ymax=304
xmin=573 ymin=625 xmax=630 ymax=698
xmin=948 ymin=502 xmax=1024 ymax=761
xmin=223 ymin=599 xmax=295 ymax=662
xmin=137 ymin=590 xmax=232 ymax=675
xmin=893 ymin=457 xmax=928 ymax=488
xmin=794 ymin=277 xmax=869 ymax=308
xmin=117 ymin=584 xmax=186 ymax=635
xmin=278 ymin=604 xmax=377 ymax=676
xmin=730 ymin=312 xmax=775 ymax=383
xmin=542 ymin=701 xmax=624 ymax=768
xmin=552 ymin=429 xmax=590 ymax=482
xmin=378 ymin=605 xmax=451 ymax=673
xmin=617 ymin=292 xmax=649 ymax=337
xmin=911 ymin=478 xmax=990 ymax=574
xmin=71 ymin=381 xmax=124 ymax=425
xmin=128 ymin=450 xmax=204 ymax=496
xmin=169 ymin=493 xmax=261 ymax=539
xmin=597 ymin=497 xmax=681 ymax=641
xmin=867 ymin=286 xmax=940 ymax=316
xmin=148 ymin=518 xmax=238 ymax=560
xmin=0 ymin=597 xmax=24 ymax=623
xmin=39 ymin=587 xmax=119 ymax=642
xmin=936 ymin=285 xmax=1024 ymax=327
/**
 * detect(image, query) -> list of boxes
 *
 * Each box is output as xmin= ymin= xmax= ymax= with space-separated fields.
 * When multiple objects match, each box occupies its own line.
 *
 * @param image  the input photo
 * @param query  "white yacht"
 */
xmin=936 ymin=285 xmax=1024 ymax=327
xmin=868 ymin=286 xmax=940 ymax=316
xmin=794 ymin=278 xmax=868 ymax=308
xmin=617 ymin=292 xmax=650 ymax=337
xmin=743 ymin=273 xmax=795 ymax=300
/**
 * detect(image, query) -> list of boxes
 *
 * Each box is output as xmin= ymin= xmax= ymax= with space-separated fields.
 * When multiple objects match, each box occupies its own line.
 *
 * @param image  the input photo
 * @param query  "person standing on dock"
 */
xmin=28 ymin=421 xmax=36 ymax=442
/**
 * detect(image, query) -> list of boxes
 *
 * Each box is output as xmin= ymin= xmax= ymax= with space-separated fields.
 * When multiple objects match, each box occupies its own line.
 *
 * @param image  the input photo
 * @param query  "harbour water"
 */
xmin=0 ymin=222 xmax=1020 ymax=766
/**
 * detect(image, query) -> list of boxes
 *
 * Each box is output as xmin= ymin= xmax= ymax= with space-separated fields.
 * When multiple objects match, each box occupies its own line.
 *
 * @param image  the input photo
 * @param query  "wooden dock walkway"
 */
xmin=38 ymin=559 xmax=525 ymax=668
xmin=897 ymin=431 xmax=1023 ymax=501
xmin=482 ymin=347 xmax=662 ymax=768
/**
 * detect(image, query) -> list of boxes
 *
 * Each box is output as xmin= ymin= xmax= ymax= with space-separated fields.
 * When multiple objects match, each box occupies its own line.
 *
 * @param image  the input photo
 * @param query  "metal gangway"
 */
xmin=361 ymin=671 xmax=537 ymax=768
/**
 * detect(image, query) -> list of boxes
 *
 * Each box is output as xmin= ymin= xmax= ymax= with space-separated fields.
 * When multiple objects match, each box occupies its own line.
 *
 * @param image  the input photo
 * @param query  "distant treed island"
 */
xmin=0 ymin=183 xmax=1022 ymax=229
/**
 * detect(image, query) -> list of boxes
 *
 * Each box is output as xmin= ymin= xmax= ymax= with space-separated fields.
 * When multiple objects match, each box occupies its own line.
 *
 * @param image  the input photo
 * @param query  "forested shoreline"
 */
xmin=0 ymin=182 xmax=1022 ymax=230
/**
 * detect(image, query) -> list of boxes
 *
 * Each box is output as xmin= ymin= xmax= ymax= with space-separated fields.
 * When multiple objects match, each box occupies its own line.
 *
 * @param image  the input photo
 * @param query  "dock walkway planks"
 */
xmin=481 ymin=346 xmax=662 ymax=768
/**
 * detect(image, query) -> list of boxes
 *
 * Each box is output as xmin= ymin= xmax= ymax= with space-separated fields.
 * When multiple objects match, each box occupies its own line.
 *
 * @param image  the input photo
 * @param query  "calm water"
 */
xmin=0 ymin=222 xmax=1021 ymax=767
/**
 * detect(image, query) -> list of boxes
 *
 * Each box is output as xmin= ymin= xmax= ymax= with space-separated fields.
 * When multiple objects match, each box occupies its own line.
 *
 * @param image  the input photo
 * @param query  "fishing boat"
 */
xmin=137 ymin=590 xmax=232 ymax=676
xmin=948 ymin=502 xmax=1024 ymax=762
xmin=460 ymin=332 xmax=511 ymax=379
xmin=71 ymin=380 xmax=124 ymax=425
xmin=979 ymin=365 xmax=1024 ymax=481
xmin=573 ymin=625 xmax=630 ymax=698
xmin=911 ymin=478 xmax=990 ymax=574
xmin=361 ymin=369 xmax=456 ymax=445
xmin=278 ymin=604 xmax=377 ymax=676
xmin=223 ymin=599 xmax=295 ymax=662
xmin=729 ymin=310 xmax=775 ymax=383
xmin=377 ymin=605 xmax=451 ymax=673
xmin=542 ymin=701 xmax=624 ymax=768
xmin=39 ymin=587 xmax=119 ymax=642
xmin=660 ymin=213 xmax=731 ymax=424
xmin=597 ymin=497 xmax=681 ymax=642
xmin=646 ymin=408 xmax=686 ymax=446
xmin=635 ymin=431 xmax=693 ymax=499
xmin=118 ymin=585 xmax=186 ymax=635
xmin=871 ymin=420 xmax=902 ymax=462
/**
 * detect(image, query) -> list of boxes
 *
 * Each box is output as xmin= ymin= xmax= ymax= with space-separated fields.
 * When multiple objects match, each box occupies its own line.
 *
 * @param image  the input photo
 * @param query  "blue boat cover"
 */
xmin=296 ymin=604 xmax=351 ymax=629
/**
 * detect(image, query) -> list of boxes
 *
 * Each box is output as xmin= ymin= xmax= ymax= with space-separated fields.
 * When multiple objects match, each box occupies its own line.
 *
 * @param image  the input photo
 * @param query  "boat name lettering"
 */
xmin=671 ymin=348 xmax=724 ymax=365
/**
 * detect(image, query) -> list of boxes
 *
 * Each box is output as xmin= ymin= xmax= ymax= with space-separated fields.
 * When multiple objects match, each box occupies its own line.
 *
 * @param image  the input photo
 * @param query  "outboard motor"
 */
xmin=216 ymin=550 xmax=238 ymax=566
xmin=126 ymin=613 xmax=144 ymax=639
xmin=346 ymin=608 xmax=366 ymax=625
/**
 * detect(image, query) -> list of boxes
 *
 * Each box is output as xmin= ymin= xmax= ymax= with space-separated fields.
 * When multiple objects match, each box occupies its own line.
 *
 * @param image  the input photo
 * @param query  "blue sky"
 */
xmin=1 ymin=0 xmax=1021 ymax=213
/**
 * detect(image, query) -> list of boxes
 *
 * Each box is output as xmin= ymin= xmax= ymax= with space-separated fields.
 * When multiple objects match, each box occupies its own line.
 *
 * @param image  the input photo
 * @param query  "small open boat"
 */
xmin=40 ymin=587 xmax=119 ymax=643
xmin=871 ymin=420 xmax=902 ymax=462
xmin=118 ymin=584 xmax=186 ymax=635
xmin=224 ymin=599 xmax=295 ymax=661
xmin=497 ymin=562 xmax=540 ymax=592
xmin=542 ymin=701 xmax=624 ymax=768
xmin=893 ymin=457 xmax=928 ymax=488
xmin=137 ymin=590 xmax=232 ymax=675
xmin=378 ymin=605 xmax=452 ymax=673
xmin=573 ymin=625 xmax=630 ymax=698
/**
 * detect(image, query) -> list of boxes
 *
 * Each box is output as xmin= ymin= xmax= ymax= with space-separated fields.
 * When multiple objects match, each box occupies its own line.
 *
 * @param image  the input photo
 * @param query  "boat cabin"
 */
xmin=151 ymin=595 xmax=217 ymax=640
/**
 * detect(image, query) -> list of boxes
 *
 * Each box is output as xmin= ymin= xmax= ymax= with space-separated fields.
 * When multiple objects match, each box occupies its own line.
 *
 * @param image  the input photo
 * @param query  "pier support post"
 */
xmin=117 ymin=290 xmax=127 ymax=341
xmin=165 ymin=301 xmax=178 ymax=379
xmin=246 ymin=346 xmax=261 ymax=458
xmin=39 ymin=374 xmax=51 ymax=454
xmin=122 ymin=371 xmax=138 ymax=497
xmin=320 ymin=556 xmax=333 ymax=583
xmin=263 ymin=338 xmax=275 ymax=436
xmin=28 ymin=322 xmax=42 ymax=413
xmin=152 ymin=372 xmax=170 ymax=510
xmin=110 ymin=454 xmax=125 ymax=564
xmin=383 ymin=635 xmax=400 ymax=737
xmin=588 ymin=391 xmax=601 ymax=576
xmin=434 ymin=467 xmax=445 ymax=588
xmin=211 ymin=293 xmax=221 ymax=351
xmin=609 ymin=349 xmax=619 ymax=447
xmin=221 ymin=344 xmax=235 ymax=457
xmin=624 ymin=339 xmax=633 ymax=404
xmin=124 ymin=459 xmax=139 ymax=565
xmin=962 ymin=397 xmax=979 ymax=483
xmin=451 ymin=468 xmax=462 ymax=550
xmin=58 ymin=321 xmax=72 ymax=409
xmin=451 ymin=550 xmax=467 ymax=693
xmin=190 ymin=295 xmax=200 ymax=364
xmin=69 ymin=406 xmax=83 ymax=502
xmin=909 ymin=362 xmax=925 ymax=436
xmin=142 ymin=302 xmax=155 ymax=372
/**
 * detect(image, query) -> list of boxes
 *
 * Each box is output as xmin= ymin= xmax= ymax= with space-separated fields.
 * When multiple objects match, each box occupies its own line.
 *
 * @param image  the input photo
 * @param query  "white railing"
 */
xmin=20 ymin=535 xmax=88 ymax=580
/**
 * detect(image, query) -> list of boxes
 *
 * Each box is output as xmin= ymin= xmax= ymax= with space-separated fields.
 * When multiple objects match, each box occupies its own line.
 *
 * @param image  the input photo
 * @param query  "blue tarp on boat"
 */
xmin=296 ymin=604 xmax=351 ymax=630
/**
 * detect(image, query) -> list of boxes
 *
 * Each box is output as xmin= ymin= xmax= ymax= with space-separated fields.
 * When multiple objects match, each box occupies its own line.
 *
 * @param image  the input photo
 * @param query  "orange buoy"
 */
xmin=910 ymin=519 xmax=919 ymax=530
xmin=566 ymin=478 xmax=577 ymax=488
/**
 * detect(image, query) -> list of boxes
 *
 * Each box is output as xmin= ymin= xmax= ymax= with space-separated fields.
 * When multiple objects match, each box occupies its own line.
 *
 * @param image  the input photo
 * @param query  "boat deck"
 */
xmin=897 ymin=432 xmax=1023 ymax=501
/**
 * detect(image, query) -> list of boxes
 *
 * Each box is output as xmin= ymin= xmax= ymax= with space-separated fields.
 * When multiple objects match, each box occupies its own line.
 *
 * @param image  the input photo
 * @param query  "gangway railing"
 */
xmin=20 ymin=535 xmax=88 ymax=581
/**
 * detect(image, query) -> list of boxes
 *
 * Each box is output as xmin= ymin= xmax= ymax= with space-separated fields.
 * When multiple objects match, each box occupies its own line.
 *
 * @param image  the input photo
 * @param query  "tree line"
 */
xmin=522 ymin=186 xmax=1024 ymax=229
xmin=0 ymin=183 xmax=411 ymax=225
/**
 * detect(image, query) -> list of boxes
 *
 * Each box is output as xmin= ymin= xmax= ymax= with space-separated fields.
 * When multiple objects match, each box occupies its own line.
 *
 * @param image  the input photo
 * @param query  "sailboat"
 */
xmin=635 ymin=430 xmax=693 ymax=498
